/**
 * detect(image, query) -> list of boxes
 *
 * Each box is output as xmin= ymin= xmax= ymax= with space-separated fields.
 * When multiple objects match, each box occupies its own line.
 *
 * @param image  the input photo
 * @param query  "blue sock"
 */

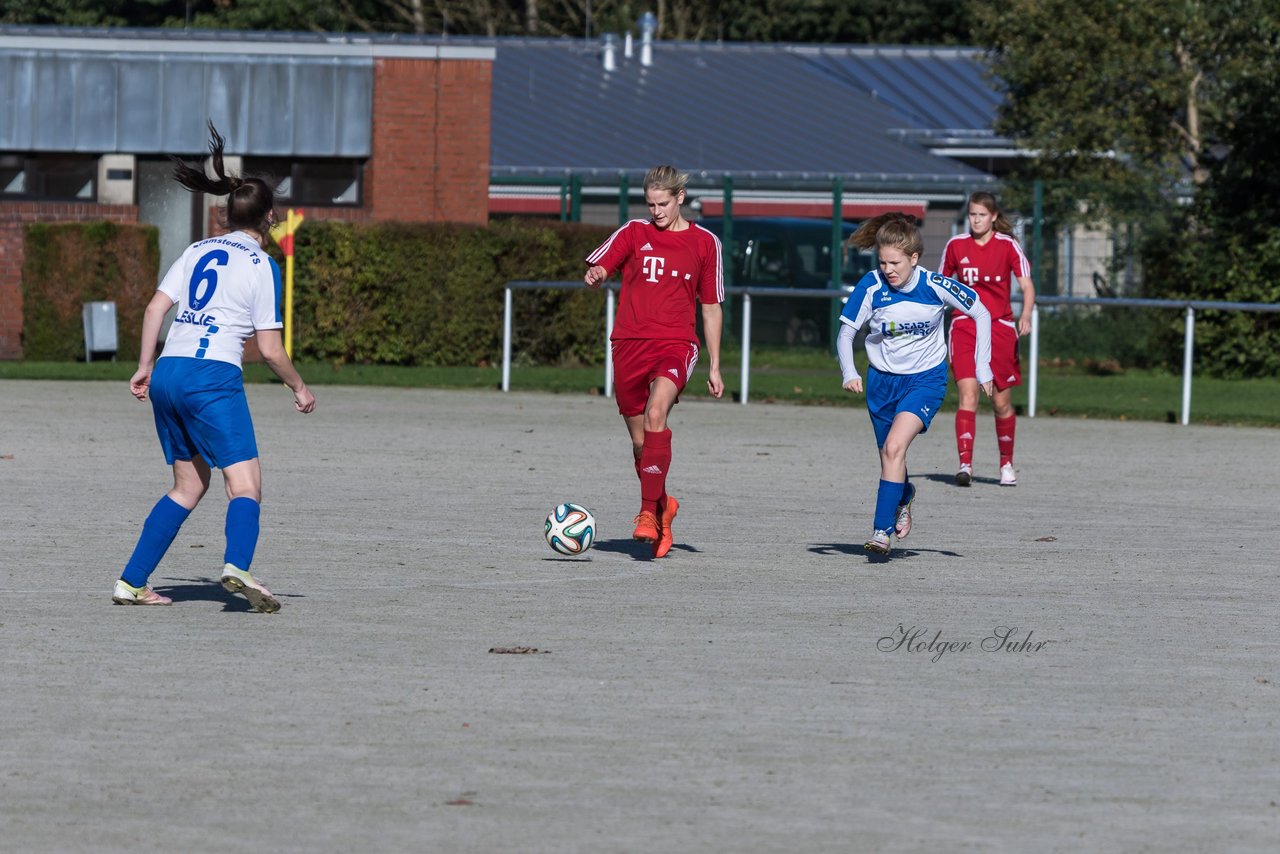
xmin=873 ymin=479 xmax=906 ymax=532
xmin=121 ymin=496 xmax=191 ymax=587
xmin=899 ymin=479 xmax=915 ymax=507
xmin=224 ymin=497 xmax=261 ymax=570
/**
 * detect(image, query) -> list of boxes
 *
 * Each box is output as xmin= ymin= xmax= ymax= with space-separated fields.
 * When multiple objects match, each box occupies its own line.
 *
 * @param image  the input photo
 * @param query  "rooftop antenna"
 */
xmin=639 ymin=11 xmax=656 ymax=67
xmin=602 ymin=33 xmax=617 ymax=72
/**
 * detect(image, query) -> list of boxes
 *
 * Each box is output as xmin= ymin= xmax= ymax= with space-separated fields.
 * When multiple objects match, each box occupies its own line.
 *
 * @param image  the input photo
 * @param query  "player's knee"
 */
xmin=881 ymin=439 xmax=909 ymax=464
xmin=643 ymin=408 xmax=668 ymax=432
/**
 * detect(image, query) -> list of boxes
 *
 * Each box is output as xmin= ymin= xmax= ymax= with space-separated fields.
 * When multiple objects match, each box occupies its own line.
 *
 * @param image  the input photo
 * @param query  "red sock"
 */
xmin=955 ymin=409 xmax=976 ymax=466
xmin=996 ymin=414 xmax=1016 ymax=467
xmin=634 ymin=456 xmax=643 ymax=481
xmin=638 ymin=429 xmax=671 ymax=514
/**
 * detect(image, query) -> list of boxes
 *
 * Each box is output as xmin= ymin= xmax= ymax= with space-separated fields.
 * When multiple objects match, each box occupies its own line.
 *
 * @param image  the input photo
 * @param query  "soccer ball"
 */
xmin=544 ymin=503 xmax=596 ymax=555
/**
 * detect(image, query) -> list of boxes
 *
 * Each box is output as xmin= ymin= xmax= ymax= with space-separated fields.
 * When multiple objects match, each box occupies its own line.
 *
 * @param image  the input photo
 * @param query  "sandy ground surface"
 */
xmin=2 ymin=379 xmax=1278 ymax=853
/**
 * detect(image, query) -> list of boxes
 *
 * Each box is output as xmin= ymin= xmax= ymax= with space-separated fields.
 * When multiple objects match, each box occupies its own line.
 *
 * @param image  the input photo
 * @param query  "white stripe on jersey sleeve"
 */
xmin=585 ymin=219 xmax=649 ymax=266
xmin=693 ymin=223 xmax=725 ymax=303
xmin=939 ymin=233 xmax=967 ymax=273
xmin=994 ymin=232 xmax=1032 ymax=278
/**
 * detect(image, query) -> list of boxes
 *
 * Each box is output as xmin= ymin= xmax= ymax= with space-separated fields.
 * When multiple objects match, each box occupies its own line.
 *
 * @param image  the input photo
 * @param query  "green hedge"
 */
xmin=21 ymin=222 xmax=160 ymax=361
xmin=293 ymin=218 xmax=614 ymax=366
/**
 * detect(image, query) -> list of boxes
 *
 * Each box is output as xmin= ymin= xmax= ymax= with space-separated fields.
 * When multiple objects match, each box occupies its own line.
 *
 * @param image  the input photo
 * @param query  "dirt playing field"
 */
xmin=2 ymin=379 xmax=1277 ymax=852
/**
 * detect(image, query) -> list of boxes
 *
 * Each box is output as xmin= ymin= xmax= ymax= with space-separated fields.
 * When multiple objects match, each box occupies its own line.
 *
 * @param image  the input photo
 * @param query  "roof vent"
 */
xmin=602 ymin=33 xmax=617 ymax=72
xmin=624 ymin=30 xmax=634 ymax=59
xmin=639 ymin=11 xmax=656 ymax=67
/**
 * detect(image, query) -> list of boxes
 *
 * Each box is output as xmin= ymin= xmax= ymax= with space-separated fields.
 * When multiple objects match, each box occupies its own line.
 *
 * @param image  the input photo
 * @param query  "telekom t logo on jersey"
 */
xmin=642 ymin=255 xmax=666 ymax=283
xmin=960 ymin=266 xmax=980 ymax=286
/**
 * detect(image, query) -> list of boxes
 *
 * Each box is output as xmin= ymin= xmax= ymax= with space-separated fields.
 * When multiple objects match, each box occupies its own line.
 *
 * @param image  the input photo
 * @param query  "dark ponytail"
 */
xmin=171 ymin=121 xmax=276 ymax=238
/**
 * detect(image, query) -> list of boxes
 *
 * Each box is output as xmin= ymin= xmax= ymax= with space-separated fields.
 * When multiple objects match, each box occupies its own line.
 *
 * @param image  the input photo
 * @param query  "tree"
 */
xmin=972 ymin=0 xmax=1273 ymax=193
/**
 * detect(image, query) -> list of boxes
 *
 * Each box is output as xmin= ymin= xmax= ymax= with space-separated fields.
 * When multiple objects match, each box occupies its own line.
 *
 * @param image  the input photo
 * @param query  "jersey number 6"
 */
xmin=189 ymin=249 xmax=230 ymax=311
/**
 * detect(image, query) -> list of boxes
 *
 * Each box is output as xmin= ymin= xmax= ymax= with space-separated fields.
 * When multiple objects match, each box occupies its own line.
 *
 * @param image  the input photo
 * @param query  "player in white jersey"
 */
xmin=837 ymin=213 xmax=993 ymax=555
xmin=112 ymin=123 xmax=315 ymax=612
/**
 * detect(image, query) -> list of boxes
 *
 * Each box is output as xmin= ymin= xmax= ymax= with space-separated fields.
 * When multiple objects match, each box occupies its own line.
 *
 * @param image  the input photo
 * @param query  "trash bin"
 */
xmin=83 ymin=301 xmax=118 ymax=362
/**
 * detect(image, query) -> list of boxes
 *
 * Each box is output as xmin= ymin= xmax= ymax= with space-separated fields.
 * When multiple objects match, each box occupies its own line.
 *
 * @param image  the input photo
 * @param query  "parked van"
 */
xmin=697 ymin=217 xmax=876 ymax=347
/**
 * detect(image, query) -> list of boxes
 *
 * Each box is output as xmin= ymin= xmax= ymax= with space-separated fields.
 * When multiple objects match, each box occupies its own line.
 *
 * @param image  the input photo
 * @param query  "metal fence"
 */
xmin=501 ymin=281 xmax=1280 ymax=425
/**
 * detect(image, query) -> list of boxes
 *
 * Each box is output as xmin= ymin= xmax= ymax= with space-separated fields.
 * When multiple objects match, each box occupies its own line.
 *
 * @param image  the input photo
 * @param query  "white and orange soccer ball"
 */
xmin=544 ymin=503 xmax=596 ymax=555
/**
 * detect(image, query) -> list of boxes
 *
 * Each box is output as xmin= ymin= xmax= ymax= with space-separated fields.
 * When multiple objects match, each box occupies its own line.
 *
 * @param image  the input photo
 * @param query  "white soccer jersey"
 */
xmin=156 ymin=231 xmax=283 ymax=367
xmin=840 ymin=266 xmax=993 ymax=382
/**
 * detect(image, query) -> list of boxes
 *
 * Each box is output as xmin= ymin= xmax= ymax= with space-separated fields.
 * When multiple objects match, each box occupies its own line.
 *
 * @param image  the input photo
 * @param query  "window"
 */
xmin=244 ymin=158 xmax=363 ymax=207
xmin=0 ymin=154 xmax=97 ymax=201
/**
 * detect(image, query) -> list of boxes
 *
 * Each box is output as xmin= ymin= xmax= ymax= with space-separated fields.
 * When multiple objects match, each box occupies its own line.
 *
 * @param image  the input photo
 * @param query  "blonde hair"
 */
xmin=848 ymin=212 xmax=923 ymax=257
xmin=643 ymin=165 xmax=689 ymax=197
xmin=968 ymin=192 xmax=1015 ymax=236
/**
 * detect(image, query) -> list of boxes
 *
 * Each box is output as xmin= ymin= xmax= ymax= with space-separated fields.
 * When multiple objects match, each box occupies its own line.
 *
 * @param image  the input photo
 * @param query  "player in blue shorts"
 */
xmin=112 ymin=122 xmax=316 ymax=611
xmin=837 ymin=213 xmax=994 ymax=555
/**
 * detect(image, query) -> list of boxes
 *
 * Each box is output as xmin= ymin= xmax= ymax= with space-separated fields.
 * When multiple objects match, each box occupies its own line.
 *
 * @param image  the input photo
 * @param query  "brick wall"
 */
xmin=370 ymin=58 xmax=491 ymax=224
xmin=0 ymin=202 xmax=139 ymax=359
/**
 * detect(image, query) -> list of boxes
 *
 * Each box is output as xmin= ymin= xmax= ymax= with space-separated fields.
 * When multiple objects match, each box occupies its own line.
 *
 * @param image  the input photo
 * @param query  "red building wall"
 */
xmin=0 ymin=203 xmax=139 ymax=359
xmin=369 ymin=57 xmax=491 ymax=224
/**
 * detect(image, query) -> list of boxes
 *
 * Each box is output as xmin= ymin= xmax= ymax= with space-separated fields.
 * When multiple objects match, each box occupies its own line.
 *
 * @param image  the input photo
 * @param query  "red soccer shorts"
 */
xmin=950 ymin=316 xmax=1022 ymax=390
xmin=611 ymin=338 xmax=700 ymax=417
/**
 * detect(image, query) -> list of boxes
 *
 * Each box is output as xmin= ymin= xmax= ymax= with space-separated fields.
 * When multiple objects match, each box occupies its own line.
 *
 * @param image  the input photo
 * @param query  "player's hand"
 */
xmin=980 ymin=380 xmax=994 ymax=398
xmin=1017 ymin=315 xmax=1032 ymax=336
xmin=706 ymin=367 xmax=724 ymax=399
xmin=293 ymin=385 xmax=316 ymax=414
xmin=584 ymin=265 xmax=607 ymax=289
xmin=843 ymin=377 xmax=863 ymax=394
xmin=130 ymin=367 xmax=152 ymax=401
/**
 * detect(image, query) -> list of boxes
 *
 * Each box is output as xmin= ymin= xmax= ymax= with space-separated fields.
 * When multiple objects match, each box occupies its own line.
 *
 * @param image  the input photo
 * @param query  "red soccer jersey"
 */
xmin=938 ymin=232 xmax=1030 ymax=323
xmin=586 ymin=219 xmax=724 ymax=341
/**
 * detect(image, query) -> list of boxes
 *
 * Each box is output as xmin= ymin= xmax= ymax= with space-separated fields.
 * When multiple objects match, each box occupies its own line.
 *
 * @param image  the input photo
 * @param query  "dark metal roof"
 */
xmin=484 ymin=38 xmax=1002 ymax=188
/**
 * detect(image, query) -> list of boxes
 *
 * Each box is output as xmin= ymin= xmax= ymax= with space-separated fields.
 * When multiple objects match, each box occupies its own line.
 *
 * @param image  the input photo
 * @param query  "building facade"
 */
xmin=0 ymin=27 xmax=494 ymax=359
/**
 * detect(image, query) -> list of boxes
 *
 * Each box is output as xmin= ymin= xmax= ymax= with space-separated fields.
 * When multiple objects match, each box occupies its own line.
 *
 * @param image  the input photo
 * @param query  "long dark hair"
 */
xmin=968 ymin=192 xmax=1016 ymax=236
xmin=171 ymin=121 xmax=276 ymax=238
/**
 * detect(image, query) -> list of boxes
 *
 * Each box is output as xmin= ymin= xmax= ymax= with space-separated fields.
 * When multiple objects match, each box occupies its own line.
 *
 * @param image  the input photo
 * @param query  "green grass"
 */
xmin=3 ymin=350 xmax=1278 ymax=427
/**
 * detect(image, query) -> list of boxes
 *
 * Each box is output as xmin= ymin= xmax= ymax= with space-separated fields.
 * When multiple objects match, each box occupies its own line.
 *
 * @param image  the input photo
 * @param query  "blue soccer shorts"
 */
xmin=865 ymin=361 xmax=948 ymax=448
xmin=149 ymin=357 xmax=259 ymax=469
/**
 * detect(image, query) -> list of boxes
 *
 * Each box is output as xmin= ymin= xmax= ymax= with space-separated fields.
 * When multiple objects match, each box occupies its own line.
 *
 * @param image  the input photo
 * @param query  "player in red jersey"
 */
xmin=584 ymin=165 xmax=725 ymax=557
xmin=939 ymin=192 xmax=1036 ymax=487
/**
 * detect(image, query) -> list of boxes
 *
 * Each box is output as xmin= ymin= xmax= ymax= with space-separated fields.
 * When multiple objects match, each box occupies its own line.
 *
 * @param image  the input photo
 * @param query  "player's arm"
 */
xmin=938 ymin=240 xmax=955 ymax=278
xmin=584 ymin=264 xmax=609 ymax=288
xmin=934 ymin=274 xmax=994 ymax=396
xmin=254 ymin=257 xmax=315 ymax=413
xmin=130 ymin=290 xmax=177 ymax=400
xmin=255 ymin=329 xmax=315 ymax=413
xmin=837 ymin=278 xmax=875 ymax=393
xmin=696 ymin=229 xmax=726 ymax=398
xmin=700 ymin=301 xmax=724 ymax=399
xmin=836 ymin=322 xmax=862 ymax=394
xmin=1010 ymin=239 xmax=1036 ymax=336
xmin=1014 ymin=274 xmax=1036 ymax=336
xmin=584 ymin=223 xmax=632 ymax=288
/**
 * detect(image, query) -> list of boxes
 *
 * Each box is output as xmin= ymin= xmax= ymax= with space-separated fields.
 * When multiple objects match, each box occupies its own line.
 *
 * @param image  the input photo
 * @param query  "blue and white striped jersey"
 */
xmin=156 ymin=231 xmax=283 ymax=368
xmin=840 ymin=266 xmax=992 ymax=382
